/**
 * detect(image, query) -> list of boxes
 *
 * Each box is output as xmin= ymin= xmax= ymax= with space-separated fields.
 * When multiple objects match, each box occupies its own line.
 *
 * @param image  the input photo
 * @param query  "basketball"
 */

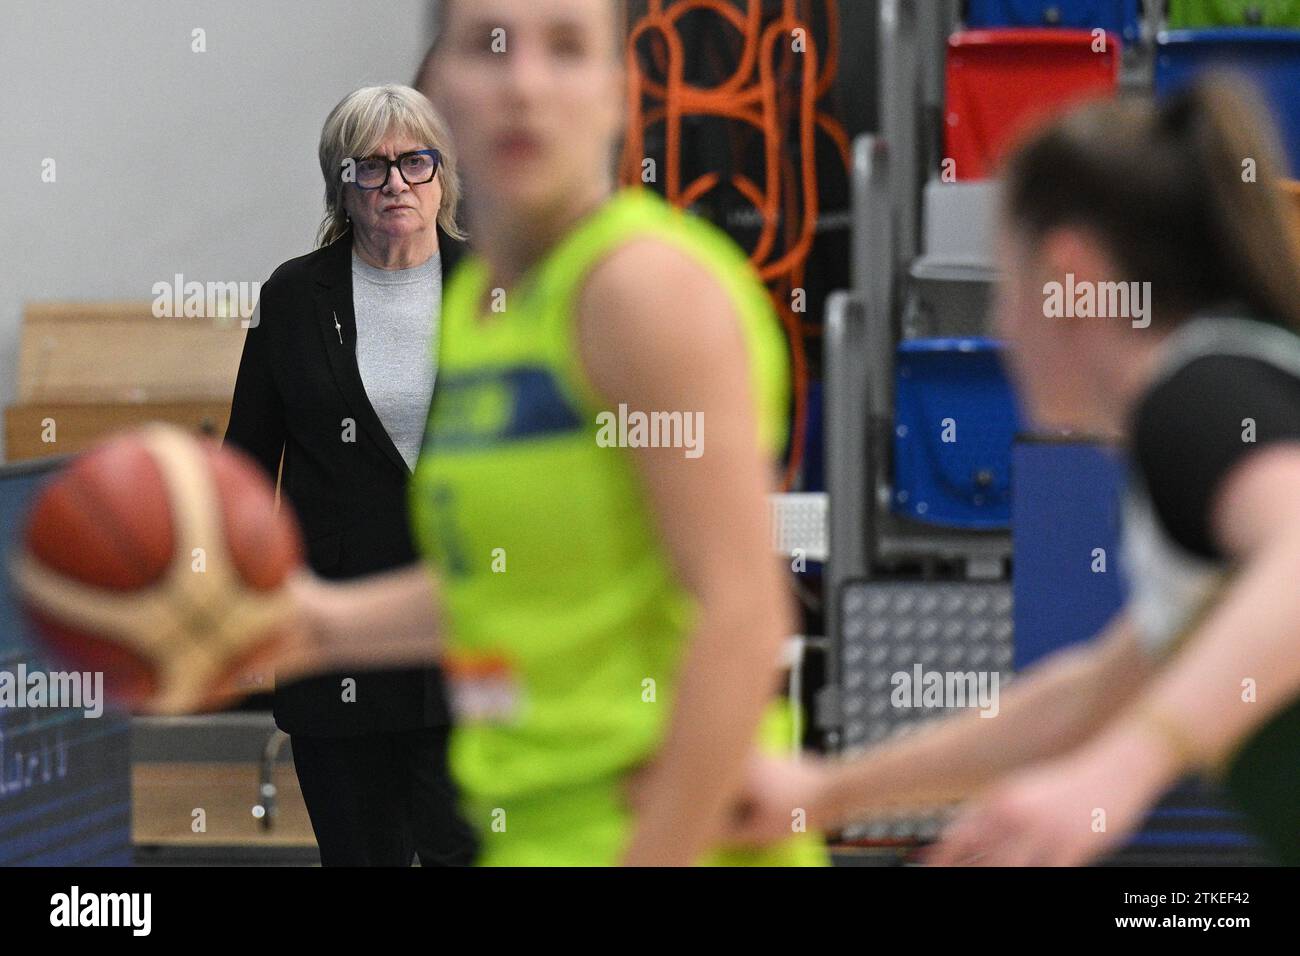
xmin=10 ymin=424 xmax=302 ymax=714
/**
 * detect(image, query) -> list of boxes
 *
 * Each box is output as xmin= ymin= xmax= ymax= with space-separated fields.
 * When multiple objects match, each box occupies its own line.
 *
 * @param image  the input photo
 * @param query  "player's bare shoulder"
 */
xmin=577 ymin=236 xmax=746 ymax=366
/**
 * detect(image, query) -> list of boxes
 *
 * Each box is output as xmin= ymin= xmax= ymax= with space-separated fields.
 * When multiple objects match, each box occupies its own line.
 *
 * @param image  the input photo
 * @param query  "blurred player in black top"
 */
xmin=728 ymin=80 xmax=1300 ymax=865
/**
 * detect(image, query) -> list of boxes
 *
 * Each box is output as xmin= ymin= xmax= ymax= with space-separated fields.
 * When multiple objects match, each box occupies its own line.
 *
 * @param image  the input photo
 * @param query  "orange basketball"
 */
xmin=12 ymin=424 xmax=303 ymax=713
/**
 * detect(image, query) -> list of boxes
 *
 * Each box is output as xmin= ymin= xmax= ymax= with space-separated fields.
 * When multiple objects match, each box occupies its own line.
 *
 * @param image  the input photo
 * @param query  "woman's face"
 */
xmin=342 ymin=133 xmax=444 ymax=245
xmin=994 ymin=225 xmax=1107 ymax=433
xmin=427 ymin=0 xmax=624 ymax=218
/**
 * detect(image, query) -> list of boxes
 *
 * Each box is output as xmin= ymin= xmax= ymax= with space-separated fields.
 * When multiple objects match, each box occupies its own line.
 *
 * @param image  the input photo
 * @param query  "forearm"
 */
xmin=621 ymin=601 xmax=789 ymax=866
xmin=818 ymin=614 xmax=1147 ymax=827
xmin=1102 ymin=527 xmax=1300 ymax=777
xmin=285 ymin=562 xmax=444 ymax=677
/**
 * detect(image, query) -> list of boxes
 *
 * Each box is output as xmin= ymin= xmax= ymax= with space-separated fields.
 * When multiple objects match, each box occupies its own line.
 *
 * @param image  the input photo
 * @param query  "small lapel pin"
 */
xmin=333 ymin=311 xmax=343 ymax=345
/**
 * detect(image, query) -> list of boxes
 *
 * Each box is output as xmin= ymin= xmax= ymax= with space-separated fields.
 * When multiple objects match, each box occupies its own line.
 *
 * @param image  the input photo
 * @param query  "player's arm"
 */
xmin=1085 ymin=444 xmax=1300 ymax=786
xmin=924 ymin=361 xmax=1300 ymax=867
xmin=223 ymin=564 xmax=442 ymax=701
xmin=576 ymin=238 xmax=792 ymax=867
xmin=1030 ymin=362 xmax=1300 ymax=829
xmin=805 ymin=610 xmax=1150 ymax=830
xmin=274 ymin=562 xmax=444 ymax=679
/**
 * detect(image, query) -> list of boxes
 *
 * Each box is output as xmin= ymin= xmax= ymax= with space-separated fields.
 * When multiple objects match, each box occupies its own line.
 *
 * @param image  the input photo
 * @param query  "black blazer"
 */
xmin=225 ymin=227 xmax=465 ymax=737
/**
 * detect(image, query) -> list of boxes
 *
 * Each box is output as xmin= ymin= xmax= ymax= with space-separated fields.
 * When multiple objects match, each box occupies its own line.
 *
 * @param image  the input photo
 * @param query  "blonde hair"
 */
xmin=316 ymin=84 xmax=466 ymax=247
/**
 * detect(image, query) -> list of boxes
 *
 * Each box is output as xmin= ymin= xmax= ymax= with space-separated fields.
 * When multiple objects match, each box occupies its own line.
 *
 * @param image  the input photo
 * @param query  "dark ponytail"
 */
xmin=1004 ymin=77 xmax=1300 ymax=333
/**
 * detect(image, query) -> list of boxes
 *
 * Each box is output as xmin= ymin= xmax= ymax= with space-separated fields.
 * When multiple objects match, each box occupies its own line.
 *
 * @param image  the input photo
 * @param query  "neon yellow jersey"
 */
xmin=410 ymin=189 xmax=820 ymax=865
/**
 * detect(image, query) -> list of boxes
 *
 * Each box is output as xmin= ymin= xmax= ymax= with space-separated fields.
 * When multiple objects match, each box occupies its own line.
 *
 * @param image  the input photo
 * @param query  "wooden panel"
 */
xmin=133 ymin=762 xmax=315 ymax=847
xmin=17 ymin=301 xmax=247 ymax=403
xmin=4 ymin=401 xmax=232 ymax=462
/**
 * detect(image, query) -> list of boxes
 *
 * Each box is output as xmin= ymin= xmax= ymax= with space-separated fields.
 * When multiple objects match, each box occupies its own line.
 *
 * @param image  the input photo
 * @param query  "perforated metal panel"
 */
xmin=838 ymin=580 xmax=1013 ymax=840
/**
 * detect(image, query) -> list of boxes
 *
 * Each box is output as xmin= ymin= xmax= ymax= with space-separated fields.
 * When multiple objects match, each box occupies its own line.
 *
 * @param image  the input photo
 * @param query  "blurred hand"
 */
xmin=921 ymin=730 xmax=1174 ymax=866
xmin=206 ymin=569 xmax=328 ymax=707
xmin=722 ymin=754 xmax=830 ymax=846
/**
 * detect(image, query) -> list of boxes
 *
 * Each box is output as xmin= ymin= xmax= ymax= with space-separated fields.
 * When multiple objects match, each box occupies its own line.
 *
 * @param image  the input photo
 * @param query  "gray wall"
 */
xmin=0 ymin=0 xmax=438 ymax=459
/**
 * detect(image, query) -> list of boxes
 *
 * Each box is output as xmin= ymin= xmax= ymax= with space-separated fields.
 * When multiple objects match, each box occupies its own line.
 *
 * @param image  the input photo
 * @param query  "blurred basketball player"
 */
xmin=240 ymin=0 xmax=824 ymax=867
xmin=729 ymin=80 xmax=1300 ymax=866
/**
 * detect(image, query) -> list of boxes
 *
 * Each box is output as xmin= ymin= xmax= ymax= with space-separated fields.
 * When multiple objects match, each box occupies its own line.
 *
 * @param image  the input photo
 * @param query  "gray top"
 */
xmin=351 ymin=249 xmax=441 ymax=472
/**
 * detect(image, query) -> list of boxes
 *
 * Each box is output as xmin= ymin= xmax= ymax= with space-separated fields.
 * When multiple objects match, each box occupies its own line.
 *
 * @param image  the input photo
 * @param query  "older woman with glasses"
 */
xmin=224 ymin=84 xmax=476 ymax=866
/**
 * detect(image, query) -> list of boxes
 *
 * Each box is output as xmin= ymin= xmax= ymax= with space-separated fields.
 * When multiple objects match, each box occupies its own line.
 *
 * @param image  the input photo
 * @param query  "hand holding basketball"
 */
xmin=12 ymin=424 xmax=305 ymax=714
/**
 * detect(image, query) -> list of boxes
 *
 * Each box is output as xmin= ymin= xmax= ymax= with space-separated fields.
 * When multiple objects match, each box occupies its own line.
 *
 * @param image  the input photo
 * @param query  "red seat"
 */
xmin=945 ymin=29 xmax=1121 ymax=180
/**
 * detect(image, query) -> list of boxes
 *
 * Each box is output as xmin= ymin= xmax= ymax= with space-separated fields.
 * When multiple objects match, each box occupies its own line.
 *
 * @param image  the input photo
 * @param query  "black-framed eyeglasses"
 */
xmin=345 ymin=149 xmax=442 ymax=190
